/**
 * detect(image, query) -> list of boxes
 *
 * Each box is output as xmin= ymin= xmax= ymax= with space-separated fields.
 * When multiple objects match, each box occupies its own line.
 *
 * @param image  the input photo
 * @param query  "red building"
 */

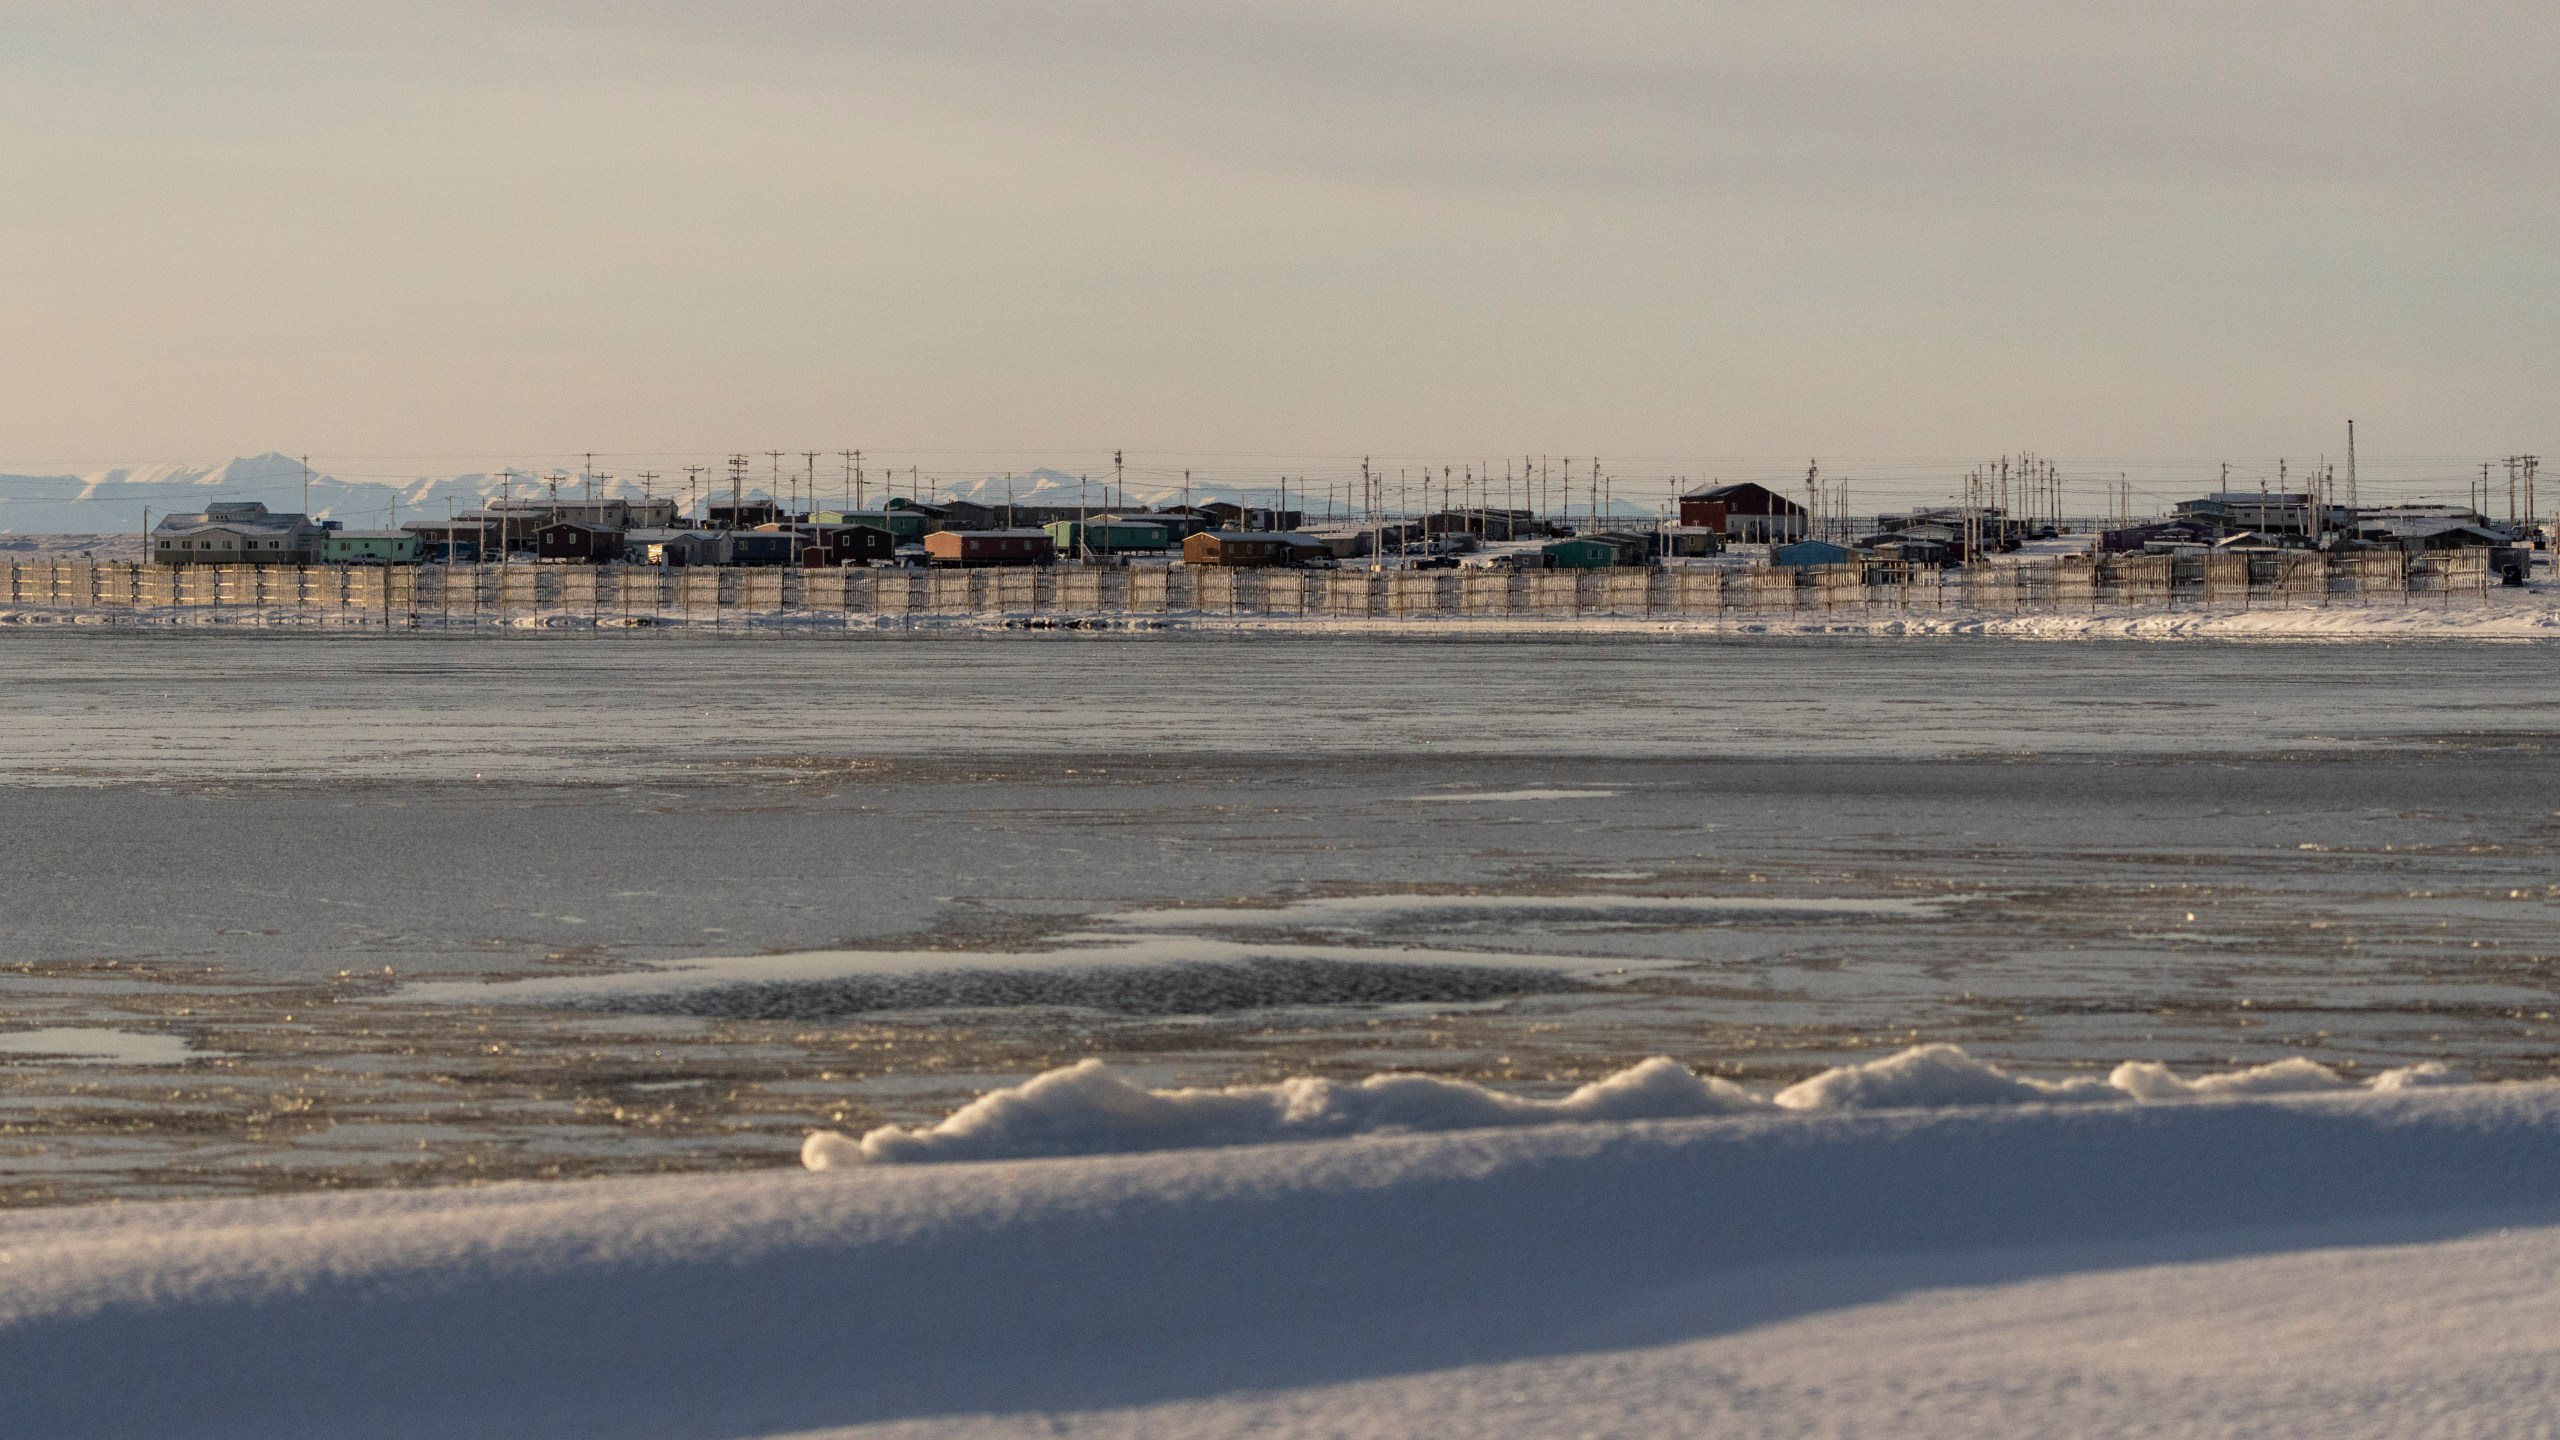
xmin=1677 ymin=483 xmax=1806 ymax=542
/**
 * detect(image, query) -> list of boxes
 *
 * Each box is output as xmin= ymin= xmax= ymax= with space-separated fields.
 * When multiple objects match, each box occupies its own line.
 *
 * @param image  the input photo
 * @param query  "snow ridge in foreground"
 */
xmin=806 ymin=1044 xmax=2463 ymax=1166
xmin=8 ymin=1072 xmax=2559 ymax=1440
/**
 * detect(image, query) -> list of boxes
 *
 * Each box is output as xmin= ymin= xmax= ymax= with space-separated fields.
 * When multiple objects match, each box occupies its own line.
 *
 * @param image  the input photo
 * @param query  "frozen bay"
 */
xmin=0 ymin=629 xmax=2555 ymax=1203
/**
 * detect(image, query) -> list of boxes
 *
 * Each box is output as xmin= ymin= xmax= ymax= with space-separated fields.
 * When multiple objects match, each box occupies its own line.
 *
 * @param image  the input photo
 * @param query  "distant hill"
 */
xmin=0 ymin=456 xmax=1657 ymax=534
xmin=0 ymin=455 xmax=684 ymax=535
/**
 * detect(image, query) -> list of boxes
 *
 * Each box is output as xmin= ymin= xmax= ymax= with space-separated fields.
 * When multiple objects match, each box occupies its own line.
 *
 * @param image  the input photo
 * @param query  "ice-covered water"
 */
xmin=1 ymin=629 xmax=2555 ymax=1203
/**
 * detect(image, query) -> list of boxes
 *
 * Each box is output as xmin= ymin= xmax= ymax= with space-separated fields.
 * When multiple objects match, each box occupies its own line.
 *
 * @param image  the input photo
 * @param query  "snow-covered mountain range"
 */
xmin=0 ymin=455 xmax=1656 ymax=534
xmin=0 ymin=455 xmax=659 ymax=535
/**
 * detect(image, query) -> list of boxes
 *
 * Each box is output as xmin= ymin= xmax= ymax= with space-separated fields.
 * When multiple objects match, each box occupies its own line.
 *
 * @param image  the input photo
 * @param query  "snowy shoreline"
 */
xmin=6 ymin=596 xmax=2560 ymax=641
xmin=7 ymin=1062 xmax=2558 ymax=1439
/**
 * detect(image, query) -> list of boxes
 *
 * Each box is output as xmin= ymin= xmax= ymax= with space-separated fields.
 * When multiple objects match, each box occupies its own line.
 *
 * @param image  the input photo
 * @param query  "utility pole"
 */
xmin=2346 ymin=420 xmax=2358 ymax=512
xmin=838 ymin=450 xmax=855 ymax=513
xmin=1364 ymin=456 xmax=1379 ymax=570
xmin=728 ymin=454 xmax=748 ymax=530
xmin=1113 ymin=450 xmax=1124 ymax=515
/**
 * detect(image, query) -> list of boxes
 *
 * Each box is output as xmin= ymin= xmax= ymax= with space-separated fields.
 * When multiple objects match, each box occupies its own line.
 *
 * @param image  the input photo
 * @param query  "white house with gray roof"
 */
xmin=150 ymin=501 xmax=326 ymax=566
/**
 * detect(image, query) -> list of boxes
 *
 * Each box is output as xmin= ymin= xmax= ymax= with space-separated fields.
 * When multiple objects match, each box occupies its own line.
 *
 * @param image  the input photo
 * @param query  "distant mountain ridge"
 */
xmin=0 ymin=454 xmax=664 ymax=535
xmin=0 ymin=456 xmax=1654 ymax=534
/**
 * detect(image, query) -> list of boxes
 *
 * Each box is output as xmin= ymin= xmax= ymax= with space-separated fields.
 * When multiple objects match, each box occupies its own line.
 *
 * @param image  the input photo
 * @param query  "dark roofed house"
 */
xmin=719 ymin=531 xmax=798 ymax=566
xmin=1199 ymin=502 xmax=1305 ymax=532
xmin=624 ymin=528 xmax=716 ymax=565
xmin=2099 ymin=521 xmax=2211 ymax=555
xmin=702 ymin=498 xmax=783 ymax=530
xmin=1677 ymin=483 xmax=1806 ymax=542
xmin=1423 ymin=508 xmax=1539 ymax=542
xmin=922 ymin=529 xmax=1054 ymax=566
xmin=536 ymin=521 xmax=623 ymax=564
xmin=797 ymin=524 xmax=898 ymax=566
xmin=927 ymin=500 xmax=1002 ymax=532
xmin=1771 ymin=540 xmax=1854 ymax=569
xmin=1183 ymin=531 xmax=1329 ymax=567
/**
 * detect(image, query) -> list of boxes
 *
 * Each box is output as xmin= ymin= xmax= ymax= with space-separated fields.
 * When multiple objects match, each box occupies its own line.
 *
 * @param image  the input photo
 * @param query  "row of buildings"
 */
xmin=148 ymin=480 xmax=2543 ymax=575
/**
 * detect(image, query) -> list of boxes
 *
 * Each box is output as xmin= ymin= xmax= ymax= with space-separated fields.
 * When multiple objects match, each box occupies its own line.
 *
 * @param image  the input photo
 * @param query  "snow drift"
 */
xmin=3 ymin=1073 xmax=2556 ymax=1440
xmin=805 ymin=1044 xmax=2464 ymax=1166
xmin=812 ymin=1055 xmax=1763 ymax=1166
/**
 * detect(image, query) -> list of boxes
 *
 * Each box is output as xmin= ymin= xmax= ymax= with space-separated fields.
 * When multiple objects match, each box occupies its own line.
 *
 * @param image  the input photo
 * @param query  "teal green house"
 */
xmin=1542 ymin=536 xmax=1644 ymax=569
xmin=320 ymin=531 xmax=425 ymax=563
xmin=1044 ymin=520 xmax=1172 ymax=555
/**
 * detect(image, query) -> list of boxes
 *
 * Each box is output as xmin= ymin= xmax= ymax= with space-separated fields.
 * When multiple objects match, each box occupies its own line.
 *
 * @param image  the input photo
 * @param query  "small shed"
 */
xmin=1866 ymin=536 xmax=1952 ymax=566
xmin=1771 ymin=540 xmax=1853 ymax=569
xmin=537 ymin=521 xmax=624 ymax=563
xmin=923 ymin=529 xmax=1055 ymax=566
xmin=1661 ymin=526 xmax=1724 ymax=558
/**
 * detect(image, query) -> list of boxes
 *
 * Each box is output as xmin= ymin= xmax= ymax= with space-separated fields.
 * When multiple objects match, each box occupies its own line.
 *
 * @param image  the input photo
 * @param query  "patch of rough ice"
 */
xmin=0 ymin=1028 xmax=200 ymax=1065
xmin=398 ymin=937 xmax=1602 ymax=1018
xmin=1102 ymin=892 xmax=1950 ymax=929
xmin=1407 ymin=788 xmax=1623 ymax=802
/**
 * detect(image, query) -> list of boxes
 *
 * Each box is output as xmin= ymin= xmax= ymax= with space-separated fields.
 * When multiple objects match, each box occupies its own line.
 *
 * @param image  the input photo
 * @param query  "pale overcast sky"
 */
xmin=3 ymin=2 xmax=2552 ymax=481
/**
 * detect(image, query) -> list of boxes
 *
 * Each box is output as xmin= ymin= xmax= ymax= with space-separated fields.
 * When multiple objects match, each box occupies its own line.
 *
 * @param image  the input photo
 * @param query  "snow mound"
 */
xmin=2371 ymin=1060 xmax=2470 ymax=1091
xmin=809 ymin=1046 xmax=2476 ymax=1165
xmin=806 ymin=1055 xmax=1760 ymax=1166
xmin=2110 ymin=1055 xmax=2349 ymax=1100
xmin=1774 ymin=1043 xmax=2122 ymax=1109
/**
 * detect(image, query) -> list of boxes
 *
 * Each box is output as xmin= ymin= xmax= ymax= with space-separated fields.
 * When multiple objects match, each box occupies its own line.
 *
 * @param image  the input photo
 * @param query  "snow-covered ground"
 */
xmin=1070 ymin=595 xmax=2560 ymax=641
xmin=7 ymin=1048 xmax=2557 ymax=1440
xmin=11 ymin=594 xmax=2560 ymax=642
